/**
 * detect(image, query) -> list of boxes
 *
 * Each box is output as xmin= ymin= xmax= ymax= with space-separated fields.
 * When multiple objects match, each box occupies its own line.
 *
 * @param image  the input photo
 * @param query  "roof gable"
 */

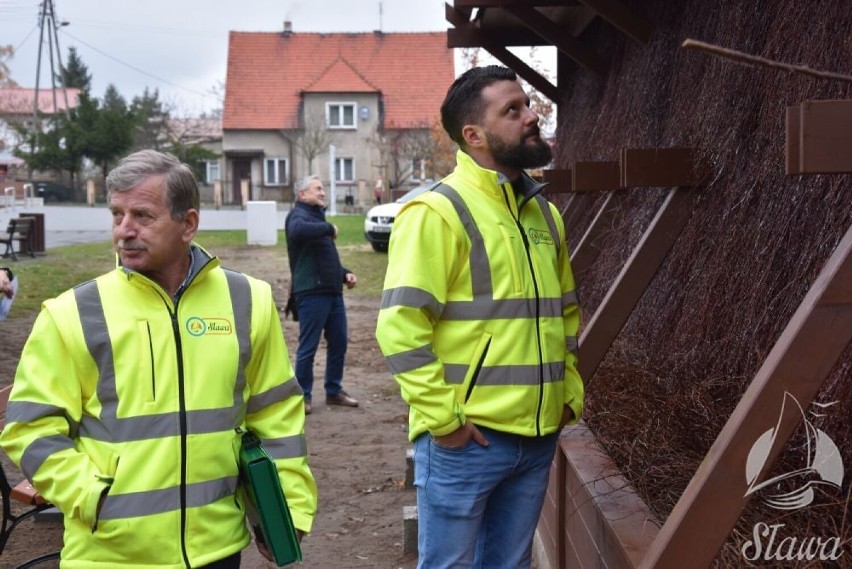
xmin=305 ymin=57 xmax=380 ymax=93
xmin=224 ymin=31 xmax=454 ymax=130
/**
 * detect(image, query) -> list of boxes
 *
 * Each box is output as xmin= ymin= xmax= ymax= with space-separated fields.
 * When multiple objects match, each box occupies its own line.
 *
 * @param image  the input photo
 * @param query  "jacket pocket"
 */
xmin=498 ymin=224 xmax=523 ymax=294
xmin=137 ymin=320 xmax=155 ymax=402
xmin=459 ymin=333 xmax=492 ymax=404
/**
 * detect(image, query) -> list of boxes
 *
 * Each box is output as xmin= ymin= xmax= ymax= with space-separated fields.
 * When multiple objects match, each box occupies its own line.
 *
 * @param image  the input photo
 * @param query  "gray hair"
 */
xmin=106 ymin=149 xmax=200 ymax=220
xmin=295 ymin=175 xmax=321 ymax=196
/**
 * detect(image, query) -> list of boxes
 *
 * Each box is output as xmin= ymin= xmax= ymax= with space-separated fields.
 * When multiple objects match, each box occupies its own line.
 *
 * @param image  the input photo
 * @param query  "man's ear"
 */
xmin=182 ymin=209 xmax=200 ymax=243
xmin=461 ymin=124 xmax=486 ymax=149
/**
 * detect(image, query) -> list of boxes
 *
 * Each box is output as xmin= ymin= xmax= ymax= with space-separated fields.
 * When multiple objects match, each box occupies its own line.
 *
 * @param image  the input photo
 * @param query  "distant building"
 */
xmin=167 ymin=116 xmax=223 ymax=204
xmin=0 ymin=87 xmax=81 ymax=183
xmin=223 ymin=24 xmax=455 ymax=206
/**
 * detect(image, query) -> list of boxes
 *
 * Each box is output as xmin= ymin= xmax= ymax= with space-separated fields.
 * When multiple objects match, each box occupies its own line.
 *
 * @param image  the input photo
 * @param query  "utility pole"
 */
xmin=328 ymin=144 xmax=337 ymax=215
xmin=32 ymin=0 xmax=70 ymax=154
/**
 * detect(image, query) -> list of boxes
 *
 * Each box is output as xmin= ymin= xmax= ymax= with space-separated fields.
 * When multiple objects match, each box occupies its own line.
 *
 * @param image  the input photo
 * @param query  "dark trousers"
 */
xmin=295 ymin=293 xmax=348 ymax=400
xmin=201 ymin=551 xmax=241 ymax=568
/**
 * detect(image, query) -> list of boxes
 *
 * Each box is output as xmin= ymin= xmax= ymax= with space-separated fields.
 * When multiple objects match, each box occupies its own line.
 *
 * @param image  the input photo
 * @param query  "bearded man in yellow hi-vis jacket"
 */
xmin=376 ymin=66 xmax=583 ymax=569
xmin=0 ymin=150 xmax=316 ymax=568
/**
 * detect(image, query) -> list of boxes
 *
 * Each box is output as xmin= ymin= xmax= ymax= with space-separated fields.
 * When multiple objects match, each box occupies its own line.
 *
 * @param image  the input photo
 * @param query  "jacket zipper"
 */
xmin=168 ymin=298 xmax=191 ymax=569
xmin=145 ymin=322 xmax=156 ymax=400
xmin=502 ymin=184 xmax=545 ymax=437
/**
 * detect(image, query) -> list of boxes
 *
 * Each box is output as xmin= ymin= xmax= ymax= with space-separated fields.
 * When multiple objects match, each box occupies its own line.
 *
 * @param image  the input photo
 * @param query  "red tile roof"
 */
xmin=224 ymin=31 xmax=454 ymax=130
xmin=0 ymin=87 xmax=81 ymax=115
xmin=305 ymin=58 xmax=380 ymax=93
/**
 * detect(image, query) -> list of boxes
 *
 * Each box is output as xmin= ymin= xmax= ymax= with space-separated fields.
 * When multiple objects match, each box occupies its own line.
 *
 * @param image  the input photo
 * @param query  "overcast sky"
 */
xmin=3 ymin=0 xmax=457 ymax=116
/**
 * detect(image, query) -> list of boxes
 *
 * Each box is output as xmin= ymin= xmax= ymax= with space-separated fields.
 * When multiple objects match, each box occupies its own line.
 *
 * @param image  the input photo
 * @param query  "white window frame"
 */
xmin=334 ymin=157 xmax=355 ymax=182
xmin=205 ymin=160 xmax=220 ymax=184
xmin=410 ymin=158 xmax=427 ymax=181
xmin=326 ymin=102 xmax=357 ymax=129
xmin=264 ymin=157 xmax=288 ymax=186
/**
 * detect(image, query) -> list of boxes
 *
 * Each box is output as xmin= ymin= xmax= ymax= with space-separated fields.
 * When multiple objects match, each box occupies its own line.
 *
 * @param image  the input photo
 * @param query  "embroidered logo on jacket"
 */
xmin=528 ymin=228 xmax=554 ymax=246
xmin=186 ymin=317 xmax=234 ymax=336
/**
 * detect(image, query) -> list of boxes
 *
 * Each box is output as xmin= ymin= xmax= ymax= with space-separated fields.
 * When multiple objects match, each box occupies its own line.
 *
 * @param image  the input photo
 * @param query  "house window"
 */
xmin=410 ymin=158 xmax=426 ymax=181
xmin=326 ymin=102 xmax=357 ymax=129
xmin=334 ymin=157 xmax=354 ymax=182
xmin=264 ymin=158 xmax=288 ymax=186
xmin=205 ymin=161 xmax=220 ymax=184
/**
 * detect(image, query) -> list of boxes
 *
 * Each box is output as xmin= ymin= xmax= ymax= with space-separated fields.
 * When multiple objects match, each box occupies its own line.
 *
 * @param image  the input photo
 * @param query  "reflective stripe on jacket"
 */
xmin=376 ymin=150 xmax=584 ymax=441
xmin=0 ymin=246 xmax=317 ymax=568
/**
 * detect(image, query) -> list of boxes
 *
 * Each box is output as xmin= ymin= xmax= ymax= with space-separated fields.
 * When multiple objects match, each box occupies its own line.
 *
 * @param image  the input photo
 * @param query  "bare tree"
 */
xmin=368 ymin=126 xmax=424 ymax=189
xmin=427 ymin=119 xmax=458 ymax=179
xmin=369 ymin=121 xmax=457 ymax=189
xmin=295 ymin=109 xmax=332 ymax=173
xmin=0 ymin=45 xmax=16 ymax=88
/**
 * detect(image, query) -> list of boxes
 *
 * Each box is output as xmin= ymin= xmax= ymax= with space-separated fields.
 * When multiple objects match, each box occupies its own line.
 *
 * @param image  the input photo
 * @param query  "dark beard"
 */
xmin=486 ymin=131 xmax=553 ymax=171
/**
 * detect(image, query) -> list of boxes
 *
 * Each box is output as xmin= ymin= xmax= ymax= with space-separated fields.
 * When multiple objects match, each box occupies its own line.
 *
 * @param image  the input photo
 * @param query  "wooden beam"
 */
xmin=621 ymin=148 xmax=700 ymax=188
xmin=577 ymin=187 xmax=697 ymax=380
xmin=445 ymin=2 xmax=473 ymax=27
xmin=641 ymin=223 xmax=852 ymax=568
xmin=576 ymin=0 xmax=653 ymax=45
xmin=795 ymin=100 xmax=852 ymax=174
xmin=503 ymin=5 xmax=606 ymax=74
xmin=785 ymin=105 xmax=802 ymax=175
xmin=559 ymin=193 xmax=575 ymax=219
xmin=564 ymin=194 xmax=595 ymax=252
xmin=446 ymin=3 xmax=560 ymax=102
xmin=484 ymin=43 xmax=561 ymax=102
xmin=570 ymin=191 xmax=623 ymax=277
xmin=573 ymin=161 xmax=621 ymax=191
xmin=447 ymin=27 xmax=554 ymax=48
xmin=543 ymin=169 xmax=573 ymax=193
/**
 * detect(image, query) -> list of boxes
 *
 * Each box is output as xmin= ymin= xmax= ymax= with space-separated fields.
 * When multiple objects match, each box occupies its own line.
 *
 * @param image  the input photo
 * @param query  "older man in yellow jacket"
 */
xmin=376 ymin=66 xmax=583 ymax=569
xmin=1 ymin=150 xmax=316 ymax=568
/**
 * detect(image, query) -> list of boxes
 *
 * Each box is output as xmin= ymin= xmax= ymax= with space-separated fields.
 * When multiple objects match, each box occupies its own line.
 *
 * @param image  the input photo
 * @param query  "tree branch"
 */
xmin=682 ymin=38 xmax=852 ymax=84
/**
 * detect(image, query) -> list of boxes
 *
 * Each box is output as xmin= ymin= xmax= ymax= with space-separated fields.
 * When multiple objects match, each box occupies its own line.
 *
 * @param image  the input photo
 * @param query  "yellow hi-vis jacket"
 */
xmin=0 ymin=245 xmax=316 ymax=568
xmin=376 ymin=151 xmax=584 ymax=441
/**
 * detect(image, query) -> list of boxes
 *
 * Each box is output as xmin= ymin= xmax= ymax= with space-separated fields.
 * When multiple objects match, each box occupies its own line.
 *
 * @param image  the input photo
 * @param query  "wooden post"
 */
xmin=641 ymin=224 xmax=852 ymax=568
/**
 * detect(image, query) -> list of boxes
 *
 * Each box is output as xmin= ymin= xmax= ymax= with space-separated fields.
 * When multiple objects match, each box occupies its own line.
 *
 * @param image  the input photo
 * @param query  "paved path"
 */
xmin=1 ymin=203 xmax=290 ymax=250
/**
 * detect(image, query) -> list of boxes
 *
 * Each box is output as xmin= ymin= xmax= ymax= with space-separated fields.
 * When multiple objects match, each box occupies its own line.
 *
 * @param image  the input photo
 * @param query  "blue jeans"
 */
xmin=413 ymin=426 xmax=558 ymax=569
xmin=294 ymin=293 xmax=348 ymax=401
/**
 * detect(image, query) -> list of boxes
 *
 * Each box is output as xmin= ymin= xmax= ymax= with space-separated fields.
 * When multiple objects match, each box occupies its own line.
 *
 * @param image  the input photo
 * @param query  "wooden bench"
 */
xmin=0 ymin=384 xmax=61 ymax=567
xmin=0 ymin=218 xmax=36 ymax=262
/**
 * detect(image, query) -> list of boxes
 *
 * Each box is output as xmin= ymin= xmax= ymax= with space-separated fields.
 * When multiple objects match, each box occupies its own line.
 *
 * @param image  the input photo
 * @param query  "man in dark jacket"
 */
xmin=285 ymin=175 xmax=359 ymax=415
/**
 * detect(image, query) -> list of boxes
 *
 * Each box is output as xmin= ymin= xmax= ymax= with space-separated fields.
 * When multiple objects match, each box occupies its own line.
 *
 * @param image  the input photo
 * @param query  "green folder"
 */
xmin=238 ymin=429 xmax=302 ymax=566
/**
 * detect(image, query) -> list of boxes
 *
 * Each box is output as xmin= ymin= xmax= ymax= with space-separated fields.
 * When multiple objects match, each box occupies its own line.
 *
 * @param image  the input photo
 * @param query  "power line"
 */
xmin=60 ymin=29 xmax=212 ymax=99
xmin=13 ymin=25 xmax=39 ymax=52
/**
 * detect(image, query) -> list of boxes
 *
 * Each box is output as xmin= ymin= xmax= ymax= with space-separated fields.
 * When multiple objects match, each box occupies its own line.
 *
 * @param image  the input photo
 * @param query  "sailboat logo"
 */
xmin=745 ymin=392 xmax=844 ymax=510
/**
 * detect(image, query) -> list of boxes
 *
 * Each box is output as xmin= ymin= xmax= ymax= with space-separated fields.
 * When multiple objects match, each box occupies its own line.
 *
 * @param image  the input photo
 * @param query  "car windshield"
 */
xmin=396 ymin=184 xmax=433 ymax=204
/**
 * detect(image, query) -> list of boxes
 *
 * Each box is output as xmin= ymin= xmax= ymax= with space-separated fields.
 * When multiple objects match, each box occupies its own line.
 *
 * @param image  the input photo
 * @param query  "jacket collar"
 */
xmin=117 ymin=243 xmax=219 ymax=299
xmin=295 ymin=200 xmax=326 ymax=218
xmin=454 ymin=150 xmax=548 ymax=208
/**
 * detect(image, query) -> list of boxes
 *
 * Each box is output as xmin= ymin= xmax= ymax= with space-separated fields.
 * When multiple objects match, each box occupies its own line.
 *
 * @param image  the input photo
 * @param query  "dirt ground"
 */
xmin=0 ymin=244 xmax=418 ymax=568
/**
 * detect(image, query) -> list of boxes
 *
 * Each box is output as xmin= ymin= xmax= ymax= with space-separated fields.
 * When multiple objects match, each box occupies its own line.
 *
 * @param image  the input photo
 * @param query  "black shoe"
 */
xmin=326 ymin=390 xmax=359 ymax=408
xmin=304 ymin=400 xmax=313 ymax=415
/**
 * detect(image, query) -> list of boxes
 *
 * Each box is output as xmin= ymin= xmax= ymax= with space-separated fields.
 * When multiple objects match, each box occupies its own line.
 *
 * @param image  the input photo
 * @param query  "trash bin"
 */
xmin=246 ymin=201 xmax=278 ymax=246
xmin=20 ymin=212 xmax=45 ymax=254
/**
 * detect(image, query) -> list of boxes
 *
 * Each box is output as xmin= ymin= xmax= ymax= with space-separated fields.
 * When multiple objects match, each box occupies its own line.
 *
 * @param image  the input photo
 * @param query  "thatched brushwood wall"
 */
xmin=553 ymin=0 xmax=851 ymax=564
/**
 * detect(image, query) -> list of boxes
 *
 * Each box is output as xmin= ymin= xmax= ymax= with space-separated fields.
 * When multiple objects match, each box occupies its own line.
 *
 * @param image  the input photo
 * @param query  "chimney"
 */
xmin=283 ymin=20 xmax=292 ymax=36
